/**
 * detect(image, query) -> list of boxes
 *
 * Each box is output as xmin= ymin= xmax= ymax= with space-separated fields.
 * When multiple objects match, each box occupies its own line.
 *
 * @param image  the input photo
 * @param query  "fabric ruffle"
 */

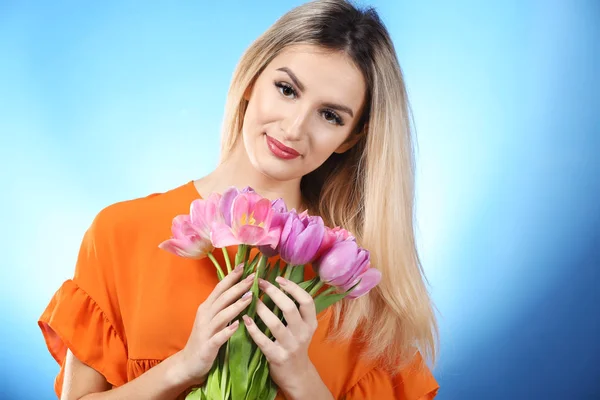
xmin=343 ymin=361 xmax=439 ymax=400
xmin=38 ymin=279 xmax=128 ymax=396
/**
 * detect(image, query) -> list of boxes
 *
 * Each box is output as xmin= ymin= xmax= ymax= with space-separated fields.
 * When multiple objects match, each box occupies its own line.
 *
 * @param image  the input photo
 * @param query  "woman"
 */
xmin=39 ymin=0 xmax=439 ymax=398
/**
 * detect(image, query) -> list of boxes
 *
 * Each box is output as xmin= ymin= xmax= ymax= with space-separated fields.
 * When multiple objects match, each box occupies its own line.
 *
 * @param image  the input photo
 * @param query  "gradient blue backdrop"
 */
xmin=1 ymin=1 xmax=598 ymax=399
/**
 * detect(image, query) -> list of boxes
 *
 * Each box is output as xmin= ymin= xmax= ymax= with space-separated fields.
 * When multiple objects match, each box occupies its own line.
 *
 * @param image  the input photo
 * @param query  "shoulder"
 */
xmin=89 ymin=181 xmax=195 ymax=245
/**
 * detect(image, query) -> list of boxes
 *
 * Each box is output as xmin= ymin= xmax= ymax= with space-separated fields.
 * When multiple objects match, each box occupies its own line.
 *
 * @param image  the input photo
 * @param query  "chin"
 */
xmin=253 ymin=158 xmax=300 ymax=182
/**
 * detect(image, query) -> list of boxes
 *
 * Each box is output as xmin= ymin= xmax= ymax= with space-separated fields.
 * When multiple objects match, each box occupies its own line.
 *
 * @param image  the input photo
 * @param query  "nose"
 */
xmin=280 ymin=106 xmax=309 ymax=141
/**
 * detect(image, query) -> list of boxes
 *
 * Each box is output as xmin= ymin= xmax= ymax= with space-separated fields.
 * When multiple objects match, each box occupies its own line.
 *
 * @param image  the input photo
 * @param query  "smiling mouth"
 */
xmin=265 ymin=134 xmax=301 ymax=159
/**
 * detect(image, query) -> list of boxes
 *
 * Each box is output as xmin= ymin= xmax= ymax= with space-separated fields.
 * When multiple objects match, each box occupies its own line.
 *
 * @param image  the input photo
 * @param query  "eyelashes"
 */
xmin=275 ymin=81 xmax=296 ymax=99
xmin=274 ymin=81 xmax=345 ymax=126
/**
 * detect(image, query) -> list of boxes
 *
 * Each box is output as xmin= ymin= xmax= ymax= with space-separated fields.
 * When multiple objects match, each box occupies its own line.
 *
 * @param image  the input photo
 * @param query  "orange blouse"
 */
xmin=38 ymin=181 xmax=439 ymax=399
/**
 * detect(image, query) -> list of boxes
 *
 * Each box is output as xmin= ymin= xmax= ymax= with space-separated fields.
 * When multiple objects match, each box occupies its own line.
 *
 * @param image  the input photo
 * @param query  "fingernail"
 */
xmin=243 ymin=315 xmax=253 ymax=325
xmin=245 ymin=273 xmax=256 ymax=281
xmin=258 ymin=278 xmax=267 ymax=288
xmin=241 ymin=291 xmax=252 ymax=300
xmin=234 ymin=263 xmax=244 ymax=272
xmin=229 ymin=320 xmax=240 ymax=330
xmin=275 ymin=276 xmax=287 ymax=285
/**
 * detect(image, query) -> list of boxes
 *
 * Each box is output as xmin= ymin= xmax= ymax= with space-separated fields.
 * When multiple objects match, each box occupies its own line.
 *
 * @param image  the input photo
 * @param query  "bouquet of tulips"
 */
xmin=159 ymin=186 xmax=381 ymax=400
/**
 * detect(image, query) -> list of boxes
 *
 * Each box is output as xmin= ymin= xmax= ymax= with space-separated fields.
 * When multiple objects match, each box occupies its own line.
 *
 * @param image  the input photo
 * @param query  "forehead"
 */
xmin=266 ymin=44 xmax=366 ymax=111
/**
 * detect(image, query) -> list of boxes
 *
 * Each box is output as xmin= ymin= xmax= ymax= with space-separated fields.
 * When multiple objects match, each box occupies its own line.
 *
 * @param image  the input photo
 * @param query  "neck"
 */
xmin=194 ymin=140 xmax=306 ymax=212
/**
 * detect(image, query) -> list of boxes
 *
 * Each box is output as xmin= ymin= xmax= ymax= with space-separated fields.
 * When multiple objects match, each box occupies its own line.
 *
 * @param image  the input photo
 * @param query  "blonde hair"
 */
xmin=219 ymin=0 xmax=438 ymax=373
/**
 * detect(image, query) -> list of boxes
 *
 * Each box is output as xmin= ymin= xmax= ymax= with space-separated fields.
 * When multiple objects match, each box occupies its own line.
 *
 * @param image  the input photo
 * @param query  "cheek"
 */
xmin=250 ymin=87 xmax=284 ymax=126
xmin=306 ymin=131 xmax=345 ymax=163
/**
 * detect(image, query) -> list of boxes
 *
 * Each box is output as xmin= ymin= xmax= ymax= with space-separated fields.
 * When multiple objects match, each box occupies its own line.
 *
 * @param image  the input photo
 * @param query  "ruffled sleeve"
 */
xmin=38 ymin=208 xmax=128 ymax=397
xmin=343 ymin=352 xmax=439 ymax=400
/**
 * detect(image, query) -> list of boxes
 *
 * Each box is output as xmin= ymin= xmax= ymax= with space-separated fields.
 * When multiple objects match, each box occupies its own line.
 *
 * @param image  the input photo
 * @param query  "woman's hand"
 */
xmin=178 ymin=263 xmax=255 ymax=386
xmin=242 ymin=277 xmax=333 ymax=400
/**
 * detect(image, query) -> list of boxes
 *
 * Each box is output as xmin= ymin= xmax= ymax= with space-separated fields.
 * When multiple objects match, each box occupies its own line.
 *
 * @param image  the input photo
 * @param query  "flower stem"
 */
xmin=221 ymin=247 xmax=232 ymax=274
xmin=207 ymin=252 xmax=225 ymax=280
xmin=248 ymin=254 xmax=268 ymax=319
xmin=220 ymin=340 xmax=230 ymax=398
xmin=308 ymin=279 xmax=325 ymax=297
xmin=283 ymin=264 xmax=294 ymax=280
xmin=313 ymin=285 xmax=336 ymax=302
xmin=234 ymin=244 xmax=250 ymax=277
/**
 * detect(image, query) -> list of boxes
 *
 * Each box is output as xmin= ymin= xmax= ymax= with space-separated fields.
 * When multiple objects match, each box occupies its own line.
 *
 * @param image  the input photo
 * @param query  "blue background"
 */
xmin=1 ymin=1 xmax=598 ymax=399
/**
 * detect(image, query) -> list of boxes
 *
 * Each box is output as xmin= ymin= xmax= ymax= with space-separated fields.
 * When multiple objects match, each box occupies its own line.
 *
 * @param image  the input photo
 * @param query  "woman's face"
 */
xmin=241 ymin=44 xmax=367 ymax=182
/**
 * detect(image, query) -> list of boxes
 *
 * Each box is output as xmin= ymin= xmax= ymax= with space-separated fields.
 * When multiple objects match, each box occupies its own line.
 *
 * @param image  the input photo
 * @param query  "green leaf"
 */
xmin=255 ymin=315 xmax=268 ymax=335
xmin=272 ymin=259 xmax=282 ymax=274
xmin=228 ymin=323 xmax=254 ymax=399
xmin=225 ymin=377 xmax=231 ymax=400
xmin=298 ymin=277 xmax=318 ymax=292
xmin=220 ymin=340 xmax=231 ymax=399
xmin=314 ymin=292 xmax=350 ymax=314
xmin=258 ymin=260 xmax=270 ymax=280
xmin=268 ymin=262 xmax=281 ymax=283
xmin=184 ymin=387 xmax=203 ymax=400
xmin=256 ymin=358 xmax=272 ymax=399
xmin=204 ymin=360 xmax=222 ymax=399
xmin=261 ymin=265 xmax=282 ymax=310
xmin=288 ymin=264 xmax=305 ymax=284
xmin=245 ymin=251 xmax=260 ymax=276
xmin=244 ymin=350 xmax=268 ymax=400
xmin=260 ymin=377 xmax=279 ymax=400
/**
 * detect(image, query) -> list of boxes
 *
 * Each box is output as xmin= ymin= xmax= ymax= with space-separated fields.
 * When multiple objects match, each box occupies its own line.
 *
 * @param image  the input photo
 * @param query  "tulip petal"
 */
xmin=337 ymin=249 xmax=370 ymax=287
xmin=220 ymin=187 xmax=240 ymax=226
xmin=210 ymin=223 xmax=241 ymax=247
xmin=237 ymin=224 xmax=271 ymax=246
xmin=317 ymin=240 xmax=360 ymax=284
xmin=289 ymin=223 xmax=324 ymax=265
xmin=171 ymin=215 xmax=195 ymax=239
xmin=270 ymin=198 xmax=287 ymax=213
xmin=261 ymin=227 xmax=282 ymax=248
xmin=252 ymin=198 xmax=272 ymax=225
xmin=231 ymin=194 xmax=251 ymax=232
xmin=190 ymin=193 xmax=221 ymax=237
xmin=314 ymin=226 xmax=336 ymax=260
xmin=280 ymin=211 xmax=295 ymax=246
xmin=346 ymin=268 xmax=382 ymax=299
xmin=158 ymin=238 xmax=211 ymax=259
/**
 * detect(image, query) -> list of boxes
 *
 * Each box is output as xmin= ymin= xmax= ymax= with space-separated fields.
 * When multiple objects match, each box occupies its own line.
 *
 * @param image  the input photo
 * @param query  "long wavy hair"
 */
xmin=218 ymin=0 xmax=438 ymax=373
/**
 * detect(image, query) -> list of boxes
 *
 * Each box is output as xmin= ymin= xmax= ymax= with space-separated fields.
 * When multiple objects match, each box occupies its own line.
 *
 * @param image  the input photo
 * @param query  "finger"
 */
xmin=211 ymin=272 xmax=256 ymax=313
xmin=275 ymin=276 xmax=318 ymax=330
xmin=204 ymin=263 xmax=245 ymax=304
xmin=211 ymin=290 xmax=253 ymax=333
xmin=255 ymin=298 xmax=294 ymax=346
xmin=242 ymin=315 xmax=281 ymax=363
xmin=208 ymin=319 xmax=240 ymax=352
xmin=258 ymin=278 xmax=303 ymax=331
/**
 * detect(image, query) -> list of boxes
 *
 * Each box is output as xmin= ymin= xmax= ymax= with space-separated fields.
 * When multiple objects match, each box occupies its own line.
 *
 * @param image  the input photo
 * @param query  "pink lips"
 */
xmin=266 ymin=135 xmax=300 ymax=160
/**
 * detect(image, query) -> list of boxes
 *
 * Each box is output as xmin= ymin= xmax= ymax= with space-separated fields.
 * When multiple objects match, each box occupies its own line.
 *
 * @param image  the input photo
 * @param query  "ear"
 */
xmin=334 ymin=122 xmax=368 ymax=154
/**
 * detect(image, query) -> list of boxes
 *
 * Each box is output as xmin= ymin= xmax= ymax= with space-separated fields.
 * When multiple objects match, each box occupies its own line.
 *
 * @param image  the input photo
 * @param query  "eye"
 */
xmin=321 ymin=109 xmax=344 ymax=126
xmin=274 ymin=81 xmax=297 ymax=99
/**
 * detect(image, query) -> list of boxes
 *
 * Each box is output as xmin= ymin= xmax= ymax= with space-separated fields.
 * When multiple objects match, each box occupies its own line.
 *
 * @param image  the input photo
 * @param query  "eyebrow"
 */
xmin=276 ymin=67 xmax=355 ymax=118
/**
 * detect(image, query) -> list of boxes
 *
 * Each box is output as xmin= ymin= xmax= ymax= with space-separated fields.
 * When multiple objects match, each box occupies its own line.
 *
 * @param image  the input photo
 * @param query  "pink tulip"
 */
xmin=210 ymin=187 xmax=280 ymax=247
xmin=314 ymin=226 xmax=355 ymax=260
xmin=189 ymin=192 xmax=222 ymax=238
xmin=258 ymin=198 xmax=288 ymax=257
xmin=315 ymin=239 xmax=374 ymax=287
xmin=279 ymin=210 xmax=325 ymax=265
xmin=218 ymin=186 xmax=255 ymax=227
xmin=343 ymin=267 xmax=382 ymax=299
xmin=158 ymin=214 xmax=213 ymax=259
